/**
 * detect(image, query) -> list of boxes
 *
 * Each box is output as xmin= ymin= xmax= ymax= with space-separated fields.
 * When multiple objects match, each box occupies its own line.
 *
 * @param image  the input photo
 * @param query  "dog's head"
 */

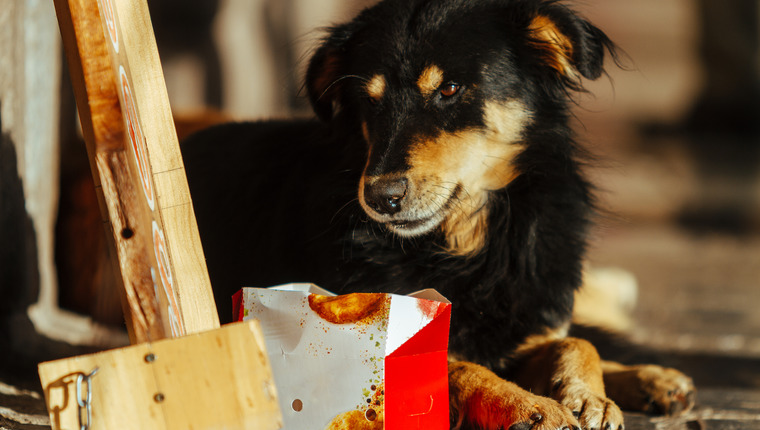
xmin=306 ymin=0 xmax=616 ymax=255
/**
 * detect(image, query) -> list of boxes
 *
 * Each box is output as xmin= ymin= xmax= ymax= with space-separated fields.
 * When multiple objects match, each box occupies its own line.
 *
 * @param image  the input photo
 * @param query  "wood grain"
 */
xmin=38 ymin=320 xmax=283 ymax=430
xmin=53 ymin=0 xmax=220 ymax=342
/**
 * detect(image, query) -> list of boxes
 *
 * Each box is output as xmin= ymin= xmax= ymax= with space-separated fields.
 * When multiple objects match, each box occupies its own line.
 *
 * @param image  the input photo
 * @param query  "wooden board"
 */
xmin=38 ymin=320 xmax=282 ymax=430
xmin=53 ymin=0 xmax=220 ymax=342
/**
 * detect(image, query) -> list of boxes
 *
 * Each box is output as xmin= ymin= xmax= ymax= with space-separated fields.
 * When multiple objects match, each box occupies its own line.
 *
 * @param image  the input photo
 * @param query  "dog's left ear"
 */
xmin=306 ymin=43 xmax=345 ymax=122
xmin=527 ymin=5 xmax=615 ymax=83
xmin=306 ymin=20 xmax=362 ymax=122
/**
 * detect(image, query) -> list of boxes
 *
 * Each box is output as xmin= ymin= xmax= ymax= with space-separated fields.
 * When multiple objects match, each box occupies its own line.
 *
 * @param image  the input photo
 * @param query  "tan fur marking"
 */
xmin=602 ymin=361 xmax=696 ymax=415
xmin=361 ymin=121 xmax=370 ymax=143
xmin=442 ymin=208 xmax=490 ymax=257
xmin=406 ymin=100 xmax=531 ymax=256
xmin=529 ymin=15 xmax=578 ymax=79
xmin=553 ymin=338 xmax=606 ymax=395
xmin=513 ymin=335 xmax=625 ymax=429
xmin=515 ymin=323 xmax=571 ymax=356
xmin=365 ymin=74 xmax=386 ymax=101
xmin=417 ymin=64 xmax=445 ymax=96
xmin=449 ymin=361 xmax=580 ymax=429
xmin=514 ymin=329 xmax=600 ymax=396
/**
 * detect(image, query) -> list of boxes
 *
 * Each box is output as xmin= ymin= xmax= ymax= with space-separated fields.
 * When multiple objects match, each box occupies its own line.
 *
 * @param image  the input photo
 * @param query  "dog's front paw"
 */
xmin=450 ymin=361 xmax=580 ymax=430
xmin=506 ymin=394 xmax=582 ymax=430
xmin=556 ymin=387 xmax=624 ymax=430
xmin=459 ymin=389 xmax=580 ymax=430
xmin=635 ymin=365 xmax=695 ymax=415
xmin=604 ymin=364 xmax=696 ymax=416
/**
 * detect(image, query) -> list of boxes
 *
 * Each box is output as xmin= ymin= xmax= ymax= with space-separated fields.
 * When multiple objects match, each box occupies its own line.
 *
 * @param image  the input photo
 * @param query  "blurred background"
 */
xmin=0 ymin=0 xmax=758 ymax=428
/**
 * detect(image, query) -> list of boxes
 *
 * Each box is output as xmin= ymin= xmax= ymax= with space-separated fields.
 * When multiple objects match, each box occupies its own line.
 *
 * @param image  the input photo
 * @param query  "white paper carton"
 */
xmin=233 ymin=283 xmax=451 ymax=429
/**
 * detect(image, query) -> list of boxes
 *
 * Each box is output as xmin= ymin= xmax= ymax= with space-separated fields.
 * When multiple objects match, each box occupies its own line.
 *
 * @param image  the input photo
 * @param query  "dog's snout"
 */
xmin=364 ymin=177 xmax=408 ymax=215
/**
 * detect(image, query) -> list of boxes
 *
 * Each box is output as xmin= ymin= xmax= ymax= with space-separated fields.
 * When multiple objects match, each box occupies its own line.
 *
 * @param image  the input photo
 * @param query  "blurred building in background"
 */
xmin=155 ymin=0 xmax=376 ymax=118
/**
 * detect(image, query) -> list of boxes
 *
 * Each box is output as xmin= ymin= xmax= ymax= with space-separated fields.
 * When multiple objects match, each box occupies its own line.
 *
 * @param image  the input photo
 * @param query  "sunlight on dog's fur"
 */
xmin=182 ymin=1 xmax=696 ymax=429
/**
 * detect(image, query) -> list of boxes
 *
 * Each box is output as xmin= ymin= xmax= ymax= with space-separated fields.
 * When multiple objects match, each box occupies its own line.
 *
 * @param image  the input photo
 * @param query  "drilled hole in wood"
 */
xmin=121 ymin=227 xmax=134 ymax=239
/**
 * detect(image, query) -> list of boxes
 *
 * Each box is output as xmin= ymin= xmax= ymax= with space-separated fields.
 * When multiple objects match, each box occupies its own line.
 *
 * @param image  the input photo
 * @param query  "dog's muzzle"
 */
xmin=360 ymin=175 xmax=457 ymax=237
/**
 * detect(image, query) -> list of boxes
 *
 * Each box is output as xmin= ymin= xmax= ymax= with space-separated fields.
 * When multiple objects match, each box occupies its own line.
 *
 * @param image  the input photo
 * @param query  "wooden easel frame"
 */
xmin=38 ymin=0 xmax=282 ymax=428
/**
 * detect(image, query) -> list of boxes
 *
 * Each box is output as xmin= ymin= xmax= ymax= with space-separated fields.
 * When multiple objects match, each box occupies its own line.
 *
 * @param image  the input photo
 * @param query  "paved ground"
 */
xmin=586 ymin=220 xmax=760 ymax=430
xmin=582 ymin=138 xmax=760 ymax=429
xmin=624 ymin=389 xmax=760 ymax=430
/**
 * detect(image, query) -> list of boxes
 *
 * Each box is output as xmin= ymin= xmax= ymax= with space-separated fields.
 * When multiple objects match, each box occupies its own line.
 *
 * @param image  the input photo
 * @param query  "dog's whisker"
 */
xmin=398 ymin=236 xmax=406 ymax=254
xmin=317 ymin=74 xmax=369 ymax=102
xmin=331 ymin=197 xmax=359 ymax=224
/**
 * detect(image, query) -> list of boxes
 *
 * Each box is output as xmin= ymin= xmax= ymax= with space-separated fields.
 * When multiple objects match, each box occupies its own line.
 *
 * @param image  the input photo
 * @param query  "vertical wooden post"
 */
xmin=52 ymin=0 xmax=219 ymax=342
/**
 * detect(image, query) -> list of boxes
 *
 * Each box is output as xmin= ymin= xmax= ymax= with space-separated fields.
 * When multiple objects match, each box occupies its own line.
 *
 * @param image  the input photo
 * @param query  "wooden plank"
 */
xmin=53 ymin=0 xmax=220 ymax=341
xmin=98 ymin=0 xmax=221 ymax=332
xmin=53 ymin=0 xmax=159 ymax=342
xmin=98 ymin=0 xmax=221 ymax=336
xmin=38 ymin=320 xmax=283 ymax=430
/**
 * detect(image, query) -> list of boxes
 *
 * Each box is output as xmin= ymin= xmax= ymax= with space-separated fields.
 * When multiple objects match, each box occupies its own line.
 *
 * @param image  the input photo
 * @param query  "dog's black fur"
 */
xmin=185 ymin=0 xmax=609 ymax=365
xmin=182 ymin=1 xmax=693 ymax=428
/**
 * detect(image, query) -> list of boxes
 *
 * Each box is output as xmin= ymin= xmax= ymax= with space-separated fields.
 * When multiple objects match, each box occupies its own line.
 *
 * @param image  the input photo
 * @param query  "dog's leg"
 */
xmin=449 ymin=361 xmax=580 ymax=430
xmin=514 ymin=338 xmax=624 ymax=430
xmin=601 ymin=360 xmax=696 ymax=416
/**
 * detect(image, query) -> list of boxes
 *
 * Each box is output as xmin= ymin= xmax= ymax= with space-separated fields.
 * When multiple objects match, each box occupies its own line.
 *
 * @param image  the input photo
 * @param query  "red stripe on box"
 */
xmin=232 ymin=289 xmax=244 ymax=322
xmin=385 ymin=350 xmax=449 ymax=428
xmin=385 ymin=304 xmax=451 ymax=428
xmin=387 ymin=305 xmax=451 ymax=358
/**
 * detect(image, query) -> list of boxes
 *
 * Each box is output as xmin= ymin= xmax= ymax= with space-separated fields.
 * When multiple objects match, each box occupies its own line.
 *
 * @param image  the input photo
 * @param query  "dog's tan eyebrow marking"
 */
xmin=365 ymin=74 xmax=386 ymax=101
xmin=417 ymin=64 xmax=444 ymax=96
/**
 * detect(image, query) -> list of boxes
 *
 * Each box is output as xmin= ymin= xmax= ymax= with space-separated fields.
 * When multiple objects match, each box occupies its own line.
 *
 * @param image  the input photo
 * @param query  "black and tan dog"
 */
xmin=182 ymin=0 xmax=695 ymax=428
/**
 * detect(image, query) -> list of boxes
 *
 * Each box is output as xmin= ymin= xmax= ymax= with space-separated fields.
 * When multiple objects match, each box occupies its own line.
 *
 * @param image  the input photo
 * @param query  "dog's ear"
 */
xmin=526 ymin=4 xmax=616 ymax=84
xmin=306 ymin=43 xmax=346 ymax=122
xmin=306 ymin=17 xmax=372 ymax=121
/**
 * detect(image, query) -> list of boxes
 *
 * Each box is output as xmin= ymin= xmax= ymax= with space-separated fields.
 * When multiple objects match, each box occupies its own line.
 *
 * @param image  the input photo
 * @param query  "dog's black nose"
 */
xmin=364 ymin=177 xmax=408 ymax=215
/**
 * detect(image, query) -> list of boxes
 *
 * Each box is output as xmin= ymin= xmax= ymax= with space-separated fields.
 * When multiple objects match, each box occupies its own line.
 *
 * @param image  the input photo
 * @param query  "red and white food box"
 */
xmin=233 ymin=283 xmax=451 ymax=429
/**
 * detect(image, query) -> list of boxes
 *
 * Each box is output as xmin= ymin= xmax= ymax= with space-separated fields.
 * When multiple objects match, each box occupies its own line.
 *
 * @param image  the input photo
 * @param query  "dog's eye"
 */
xmin=440 ymin=83 xmax=461 ymax=98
